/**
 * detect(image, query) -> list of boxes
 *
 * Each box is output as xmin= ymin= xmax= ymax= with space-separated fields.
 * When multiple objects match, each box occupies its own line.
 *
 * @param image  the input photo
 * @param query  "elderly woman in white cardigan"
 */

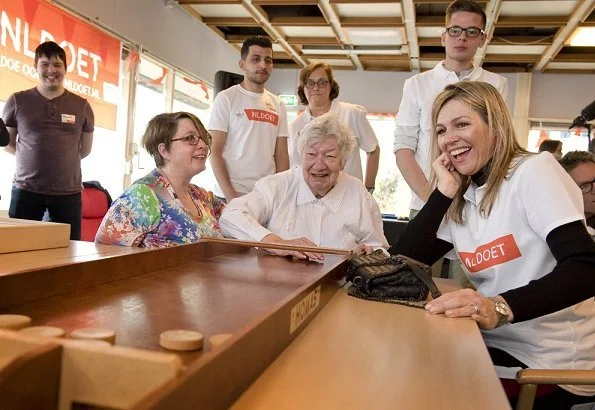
xmin=219 ymin=113 xmax=388 ymax=261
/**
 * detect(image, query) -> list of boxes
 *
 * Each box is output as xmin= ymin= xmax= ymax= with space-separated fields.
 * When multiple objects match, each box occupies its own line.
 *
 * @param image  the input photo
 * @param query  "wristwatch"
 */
xmin=488 ymin=296 xmax=511 ymax=328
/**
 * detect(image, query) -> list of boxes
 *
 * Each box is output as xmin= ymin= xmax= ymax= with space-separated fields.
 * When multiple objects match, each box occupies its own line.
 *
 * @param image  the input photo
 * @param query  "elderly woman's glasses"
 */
xmin=305 ymin=79 xmax=329 ymax=89
xmin=171 ymin=133 xmax=209 ymax=146
xmin=445 ymin=26 xmax=484 ymax=38
xmin=579 ymin=179 xmax=595 ymax=194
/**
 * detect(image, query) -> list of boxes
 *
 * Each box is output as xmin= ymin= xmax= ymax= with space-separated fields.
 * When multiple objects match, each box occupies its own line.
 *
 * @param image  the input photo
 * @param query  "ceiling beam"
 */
xmin=340 ymin=17 xmax=404 ymax=27
xmin=202 ymin=17 xmax=259 ymax=26
xmin=401 ymin=0 xmax=418 ymax=70
xmin=318 ymin=0 xmax=364 ymax=70
xmin=286 ymin=36 xmax=341 ymax=44
xmin=475 ymin=0 xmax=502 ymax=66
xmin=242 ymin=0 xmax=307 ymax=66
xmin=496 ymin=16 xmax=568 ymax=27
xmin=178 ymin=0 xmax=242 ymax=4
xmin=535 ymin=0 xmax=595 ymax=71
xmin=269 ymin=16 xmax=328 ymax=26
xmin=484 ymin=54 xmax=541 ymax=63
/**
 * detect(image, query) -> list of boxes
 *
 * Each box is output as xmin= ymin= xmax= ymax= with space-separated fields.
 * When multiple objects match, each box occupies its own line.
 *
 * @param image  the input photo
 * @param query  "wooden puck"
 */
xmin=0 ymin=314 xmax=32 ymax=330
xmin=159 ymin=330 xmax=204 ymax=351
xmin=65 ymin=339 xmax=112 ymax=348
xmin=209 ymin=333 xmax=232 ymax=348
xmin=70 ymin=327 xmax=116 ymax=344
xmin=19 ymin=326 xmax=65 ymax=338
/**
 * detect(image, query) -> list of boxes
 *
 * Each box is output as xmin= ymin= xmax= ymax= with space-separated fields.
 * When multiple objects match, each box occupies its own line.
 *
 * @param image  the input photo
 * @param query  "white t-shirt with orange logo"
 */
xmin=208 ymin=84 xmax=289 ymax=197
xmin=437 ymin=152 xmax=595 ymax=395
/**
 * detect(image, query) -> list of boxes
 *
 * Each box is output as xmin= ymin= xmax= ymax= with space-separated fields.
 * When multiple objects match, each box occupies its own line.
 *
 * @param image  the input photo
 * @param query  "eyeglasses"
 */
xmin=305 ymin=79 xmax=329 ymax=89
xmin=171 ymin=133 xmax=209 ymax=146
xmin=445 ymin=26 xmax=485 ymax=38
xmin=579 ymin=179 xmax=595 ymax=194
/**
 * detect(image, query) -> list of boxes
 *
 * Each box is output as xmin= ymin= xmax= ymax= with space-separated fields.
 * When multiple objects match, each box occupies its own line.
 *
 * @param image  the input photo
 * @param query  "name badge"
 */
xmin=61 ymin=114 xmax=76 ymax=124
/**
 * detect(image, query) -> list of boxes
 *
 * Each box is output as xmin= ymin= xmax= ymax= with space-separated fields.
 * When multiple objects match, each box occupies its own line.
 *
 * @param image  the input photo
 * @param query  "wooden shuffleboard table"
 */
xmin=0 ymin=239 xmax=510 ymax=410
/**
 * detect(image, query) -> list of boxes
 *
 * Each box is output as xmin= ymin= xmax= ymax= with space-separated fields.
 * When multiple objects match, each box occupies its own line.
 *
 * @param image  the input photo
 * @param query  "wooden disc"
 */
xmin=65 ymin=339 xmax=112 ymax=348
xmin=0 ymin=314 xmax=32 ymax=330
xmin=19 ymin=326 xmax=65 ymax=338
xmin=209 ymin=333 xmax=232 ymax=348
xmin=160 ymin=330 xmax=204 ymax=351
xmin=70 ymin=327 xmax=116 ymax=344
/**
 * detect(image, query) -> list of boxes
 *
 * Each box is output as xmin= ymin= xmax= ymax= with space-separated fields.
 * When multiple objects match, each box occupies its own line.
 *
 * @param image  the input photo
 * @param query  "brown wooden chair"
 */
xmin=515 ymin=369 xmax=595 ymax=410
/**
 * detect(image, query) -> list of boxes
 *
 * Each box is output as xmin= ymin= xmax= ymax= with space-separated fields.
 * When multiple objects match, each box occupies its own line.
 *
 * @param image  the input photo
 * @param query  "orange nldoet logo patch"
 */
xmin=458 ymin=234 xmax=522 ymax=273
xmin=244 ymin=109 xmax=279 ymax=126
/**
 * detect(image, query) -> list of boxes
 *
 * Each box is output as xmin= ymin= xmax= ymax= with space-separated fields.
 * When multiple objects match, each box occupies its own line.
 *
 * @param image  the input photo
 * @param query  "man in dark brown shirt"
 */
xmin=2 ymin=41 xmax=94 ymax=240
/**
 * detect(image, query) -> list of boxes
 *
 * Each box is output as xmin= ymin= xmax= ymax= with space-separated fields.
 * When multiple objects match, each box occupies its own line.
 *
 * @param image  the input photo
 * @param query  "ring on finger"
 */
xmin=470 ymin=303 xmax=480 ymax=315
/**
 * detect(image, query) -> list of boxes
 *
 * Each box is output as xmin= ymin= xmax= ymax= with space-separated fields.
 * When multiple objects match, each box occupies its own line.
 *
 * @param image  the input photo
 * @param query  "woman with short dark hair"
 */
xmin=96 ymin=112 xmax=224 ymax=248
xmin=289 ymin=63 xmax=379 ymax=193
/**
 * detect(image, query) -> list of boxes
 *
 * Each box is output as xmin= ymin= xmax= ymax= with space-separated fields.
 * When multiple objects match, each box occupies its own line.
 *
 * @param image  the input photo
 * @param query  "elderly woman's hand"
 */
xmin=261 ymin=233 xmax=324 ymax=262
xmin=352 ymin=244 xmax=373 ymax=256
xmin=432 ymin=153 xmax=462 ymax=199
xmin=424 ymin=288 xmax=512 ymax=330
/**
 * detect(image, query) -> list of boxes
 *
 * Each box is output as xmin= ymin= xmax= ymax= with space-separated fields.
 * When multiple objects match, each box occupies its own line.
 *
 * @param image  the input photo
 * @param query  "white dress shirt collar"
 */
xmin=296 ymin=169 xmax=347 ymax=214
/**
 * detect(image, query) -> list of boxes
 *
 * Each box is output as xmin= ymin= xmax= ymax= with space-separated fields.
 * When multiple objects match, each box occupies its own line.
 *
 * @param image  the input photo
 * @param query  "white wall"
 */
xmin=529 ymin=72 xmax=595 ymax=120
xmin=57 ymin=0 xmax=240 ymax=84
xmin=268 ymin=68 xmax=518 ymax=114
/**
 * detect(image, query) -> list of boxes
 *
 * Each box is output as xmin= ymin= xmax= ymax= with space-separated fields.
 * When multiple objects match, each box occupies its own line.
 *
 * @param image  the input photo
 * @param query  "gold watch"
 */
xmin=488 ymin=297 xmax=511 ymax=327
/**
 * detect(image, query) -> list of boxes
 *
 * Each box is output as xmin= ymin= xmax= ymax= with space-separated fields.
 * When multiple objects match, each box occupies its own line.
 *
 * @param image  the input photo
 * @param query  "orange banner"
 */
xmin=0 ymin=0 xmax=121 ymax=130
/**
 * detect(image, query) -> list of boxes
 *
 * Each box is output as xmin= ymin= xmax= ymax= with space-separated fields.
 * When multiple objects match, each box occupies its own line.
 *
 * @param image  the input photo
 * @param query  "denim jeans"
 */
xmin=8 ymin=186 xmax=82 ymax=240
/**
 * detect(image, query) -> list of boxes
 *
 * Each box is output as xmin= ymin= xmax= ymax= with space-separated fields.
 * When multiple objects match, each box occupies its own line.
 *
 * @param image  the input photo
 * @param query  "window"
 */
xmin=0 ymin=100 xmax=14 ymax=211
xmin=130 ymin=56 xmax=170 ymax=184
xmin=173 ymin=73 xmax=215 ymax=191
xmin=365 ymin=115 xmax=411 ymax=217
xmin=528 ymin=122 xmax=591 ymax=155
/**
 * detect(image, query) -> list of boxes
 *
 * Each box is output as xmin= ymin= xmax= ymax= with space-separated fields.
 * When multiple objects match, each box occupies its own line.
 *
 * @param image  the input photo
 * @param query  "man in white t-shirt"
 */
xmin=209 ymin=36 xmax=289 ymax=202
xmin=394 ymin=0 xmax=508 ymax=217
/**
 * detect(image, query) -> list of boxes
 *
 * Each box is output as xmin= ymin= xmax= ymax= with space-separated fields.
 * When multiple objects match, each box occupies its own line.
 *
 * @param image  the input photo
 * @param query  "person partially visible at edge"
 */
xmin=560 ymin=150 xmax=595 ymax=238
xmin=2 ymin=41 xmax=95 ymax=240
xmin=208 ymin=35 xmax=289 ymax=203
xmin=393 ymin=0 xmax=507 ymax=218
xmin=391 ymin=81 xmax=595 ymax=409
xmin=288 ymin=62 xmax=380 ymax=194
xmin=538 ymin=139 xmax=563 ymax=161
xmin=219 ymin=113 xmax=388 ymax=261
xmin=96 ymin=112 xmax=224 ymax=248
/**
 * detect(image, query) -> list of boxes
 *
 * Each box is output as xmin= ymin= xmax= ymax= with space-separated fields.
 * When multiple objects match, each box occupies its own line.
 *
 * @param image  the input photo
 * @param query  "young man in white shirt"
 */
xmin=209 ymin=36 xmax=289 ymax=202
xmin=394 ymin=0 xmax=508 ymax=217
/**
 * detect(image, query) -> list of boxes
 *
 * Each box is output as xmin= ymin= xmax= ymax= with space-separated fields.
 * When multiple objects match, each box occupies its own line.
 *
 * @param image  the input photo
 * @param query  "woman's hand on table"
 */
xmin=352 ymin=244 xmax=374 ymax=256
xmin=261 ymin=233 xmax=324 ymax=261
xmin=425 ymin=288 xmax=508 ymax=330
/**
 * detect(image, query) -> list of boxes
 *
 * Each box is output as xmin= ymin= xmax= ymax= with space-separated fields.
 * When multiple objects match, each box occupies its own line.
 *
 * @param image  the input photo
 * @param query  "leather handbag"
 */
xmin=345 ymin=250 xmax=442 ymax=307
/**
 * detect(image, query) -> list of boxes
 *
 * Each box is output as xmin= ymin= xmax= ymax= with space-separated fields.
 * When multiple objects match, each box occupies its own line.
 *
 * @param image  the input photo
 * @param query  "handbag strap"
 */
xmin=398 ymin=255 xmax=442 ymax=300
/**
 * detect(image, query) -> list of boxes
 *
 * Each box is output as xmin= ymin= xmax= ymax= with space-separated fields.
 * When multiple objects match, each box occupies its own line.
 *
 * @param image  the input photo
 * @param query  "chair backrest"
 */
xmin=81 ymin=183 xmax=111 ymax=242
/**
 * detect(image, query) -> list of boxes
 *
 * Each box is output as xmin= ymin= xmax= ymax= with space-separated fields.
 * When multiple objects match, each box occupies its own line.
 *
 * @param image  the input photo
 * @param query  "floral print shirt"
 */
xmin=96 ymin=169 xmax=224 ymax=248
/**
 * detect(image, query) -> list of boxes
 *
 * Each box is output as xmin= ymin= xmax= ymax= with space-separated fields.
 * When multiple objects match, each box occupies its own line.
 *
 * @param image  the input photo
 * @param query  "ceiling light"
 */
xmin=567 ymin=27 xmax=595 ymax=47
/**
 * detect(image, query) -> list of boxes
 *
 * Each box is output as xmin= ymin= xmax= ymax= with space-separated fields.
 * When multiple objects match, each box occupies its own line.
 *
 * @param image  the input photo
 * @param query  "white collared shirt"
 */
xmin=289 ymin=100 xmax=378 ymax=181
xmin=393 ymin=61 xmax=508 ymax=210
xmin=219 ymin=167 xmax=389 ymax=251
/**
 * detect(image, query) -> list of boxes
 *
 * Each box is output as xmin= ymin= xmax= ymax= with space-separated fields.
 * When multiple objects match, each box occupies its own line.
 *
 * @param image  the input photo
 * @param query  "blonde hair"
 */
xmin=429 ymin=81 xmax=530 ymax=224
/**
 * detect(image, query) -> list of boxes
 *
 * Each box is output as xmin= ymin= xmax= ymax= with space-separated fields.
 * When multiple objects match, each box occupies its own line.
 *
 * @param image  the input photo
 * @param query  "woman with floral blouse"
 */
xmin=96 ymin=112 xmax=224 ymax=248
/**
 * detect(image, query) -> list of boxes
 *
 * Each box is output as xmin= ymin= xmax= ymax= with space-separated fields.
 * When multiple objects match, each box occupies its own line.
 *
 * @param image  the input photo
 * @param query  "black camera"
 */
xmin=570 ymin=100 xmax=595 ymax=130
